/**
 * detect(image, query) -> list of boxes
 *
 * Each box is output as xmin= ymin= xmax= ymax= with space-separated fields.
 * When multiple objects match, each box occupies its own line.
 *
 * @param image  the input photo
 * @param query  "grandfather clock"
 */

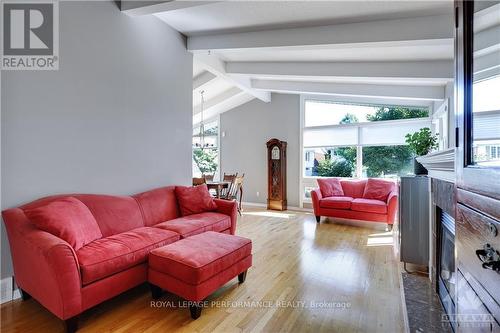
xmin=266 ymin=138 xmax=287 ymax=211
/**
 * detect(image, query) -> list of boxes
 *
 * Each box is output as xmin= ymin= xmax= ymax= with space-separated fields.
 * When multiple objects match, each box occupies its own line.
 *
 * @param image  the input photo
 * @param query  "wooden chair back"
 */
xmin=226 ymin=175 xmax=244 ymax=200
xmin=221 ymin=173 xmax=237 ymax=197
xmin=223 ymin=172 xmax=238 ymax=181
xmin=203 ymin=174 xmax=214 ymax=182
xmin=192 ymin=177 xmax=206 ymax=186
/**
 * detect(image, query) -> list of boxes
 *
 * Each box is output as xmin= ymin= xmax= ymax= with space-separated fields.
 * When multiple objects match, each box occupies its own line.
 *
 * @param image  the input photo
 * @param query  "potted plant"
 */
xmin=405 ymin=127 xmax=438 ymax=175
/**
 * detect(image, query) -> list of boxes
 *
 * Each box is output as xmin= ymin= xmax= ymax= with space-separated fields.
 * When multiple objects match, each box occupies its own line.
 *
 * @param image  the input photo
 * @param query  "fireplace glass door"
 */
xmin=438 ymin=211 xmax=456 ymax=327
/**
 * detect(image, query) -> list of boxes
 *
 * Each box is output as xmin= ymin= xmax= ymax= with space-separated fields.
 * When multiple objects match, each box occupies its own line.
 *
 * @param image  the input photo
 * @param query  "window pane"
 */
xmin=304 ymin=100 xmax=429 ymax=127
xmin=193 ymin=148 xmax=218 ymax=177
xmin=305 ymin=100 xmax=377 ymax=127
xmin=362 ymin=146 xmax=414 ymax=178
xmin=193 ymin=120 xmax=219 ymax=177
xmin=304 ymin=147 xmax=356 ymax=177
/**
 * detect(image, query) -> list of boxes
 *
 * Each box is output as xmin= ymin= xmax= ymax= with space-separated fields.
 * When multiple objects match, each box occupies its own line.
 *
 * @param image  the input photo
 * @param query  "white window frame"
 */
xmin=299 ymin=94 xmax=432 ymax=207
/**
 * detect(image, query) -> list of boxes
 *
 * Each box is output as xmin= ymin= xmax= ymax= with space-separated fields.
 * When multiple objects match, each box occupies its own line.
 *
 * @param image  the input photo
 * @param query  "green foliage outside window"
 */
xmin=362 ymin=145 xmax=414 ymax=177
xmin=193 ymin=148 xmax=217 ymax=175
xmin=366 ymin=106 xmax=428 ymax=121
xmin=315 ymin=106 xmax=429 ymax=178
xmin=316 ymin=156 xmax=354 ymax=177
xmin=339 ymin=113 xmax=359 ymax=124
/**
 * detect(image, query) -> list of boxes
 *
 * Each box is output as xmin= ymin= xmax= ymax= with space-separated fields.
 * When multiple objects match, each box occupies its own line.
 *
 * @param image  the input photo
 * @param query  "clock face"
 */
xmin=271 ymin=146 xmax=280 ymax=160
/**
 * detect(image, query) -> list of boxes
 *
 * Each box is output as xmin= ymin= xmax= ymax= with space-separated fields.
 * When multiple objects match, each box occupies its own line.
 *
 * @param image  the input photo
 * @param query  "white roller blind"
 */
xmin=303 ymin=126 xmax=358 ymax=147
xmin=474 ymin=110 xmax=500 ymax=140
xmin=303 ymin=118 xmax=431 ymax=148
xmin=360 ymin=119 xmax=431 ymax=145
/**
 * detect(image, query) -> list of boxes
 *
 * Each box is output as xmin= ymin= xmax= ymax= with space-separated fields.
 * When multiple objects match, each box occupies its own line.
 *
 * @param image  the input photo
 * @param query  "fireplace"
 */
xmin=437 ymin=209 xmax=456 ymax=331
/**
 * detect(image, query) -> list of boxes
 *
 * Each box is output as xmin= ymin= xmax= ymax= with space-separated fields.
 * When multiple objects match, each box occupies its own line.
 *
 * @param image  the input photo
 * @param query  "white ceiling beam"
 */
xmin=193 ymin=90 xmax=254 ymax=125
xmin=193 ymin=70 xmax=217 ymax=90
xmin=121 ymin=0 xmax=218 ymax=16
xmin=226 ymin=60 xmax=453 ymax=80
xmin=252 ymin=79 xmax=444 ymax=101
xmin=194 ymin=87 xmax=241 ymax=114
xmin=188 ymin=15 xmax=453 ymax=52
xmin=195 ymin=54 xmax=271 ymax=103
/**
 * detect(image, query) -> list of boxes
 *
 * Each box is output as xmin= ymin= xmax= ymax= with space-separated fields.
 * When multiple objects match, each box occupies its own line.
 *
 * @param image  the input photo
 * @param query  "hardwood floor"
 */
xmin=1 ymin=209 xmax=405 ymax=333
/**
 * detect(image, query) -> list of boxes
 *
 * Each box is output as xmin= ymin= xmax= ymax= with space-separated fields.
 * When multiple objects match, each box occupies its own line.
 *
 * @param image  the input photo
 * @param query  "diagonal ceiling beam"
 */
xmin=226 ymin=60 xmax=454 ymax=81
xmin=193 ymin=89 xmax=254 ymax=125
xmin=120 ymin=0 xmax=218 ymax=16
xmin=252 ymin=79 xmax=444 ymax=101
xmin=193 ymin=70 xmax=217 ymax=90
xmin=195 ymin=54 xmax=271 ymax=103
xmin=194 ymin=87 xmax=241 ymax=114
xmin=188 ymin=15 xmax=453 ymax=52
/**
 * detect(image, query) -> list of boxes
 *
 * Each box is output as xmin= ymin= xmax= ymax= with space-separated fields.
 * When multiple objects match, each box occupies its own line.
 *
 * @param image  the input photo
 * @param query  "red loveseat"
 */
xmin=1 ymin=186 xmax=237 ymax=331
xmin=311 ymin=178 xmax=398 ymax=228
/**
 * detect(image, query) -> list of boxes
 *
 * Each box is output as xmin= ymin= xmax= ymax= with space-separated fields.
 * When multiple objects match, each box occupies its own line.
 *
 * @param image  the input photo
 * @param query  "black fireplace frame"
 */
xmin=436 ymin=207 xmax=456 ymax=331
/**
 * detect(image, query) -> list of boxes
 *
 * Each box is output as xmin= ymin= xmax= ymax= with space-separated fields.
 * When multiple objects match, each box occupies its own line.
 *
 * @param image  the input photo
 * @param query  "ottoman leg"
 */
xmin=189 ymin=304 xmax=202 ymax=319
xmin=238 ymin=270 xmax=247 ymax=284
xmin=149 ymin=283 xmax=163 ymax=300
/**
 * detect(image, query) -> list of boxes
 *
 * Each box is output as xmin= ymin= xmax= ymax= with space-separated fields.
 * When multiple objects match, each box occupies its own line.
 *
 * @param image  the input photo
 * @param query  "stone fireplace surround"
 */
xmin=417 ymin=148 xmax=456 ymax=290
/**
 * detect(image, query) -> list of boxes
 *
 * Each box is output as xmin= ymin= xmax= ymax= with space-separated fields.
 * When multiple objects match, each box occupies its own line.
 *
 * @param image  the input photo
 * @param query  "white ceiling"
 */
xmin=155 ymin=1 xmax=451 ymax=36
xmin=146 ymin=0 xmax=481 ymax=123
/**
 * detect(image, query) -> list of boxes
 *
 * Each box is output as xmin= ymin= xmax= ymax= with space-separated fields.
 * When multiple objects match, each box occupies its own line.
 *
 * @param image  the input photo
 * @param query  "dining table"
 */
xmin=206 ymin=181 xmax=230 ymax=199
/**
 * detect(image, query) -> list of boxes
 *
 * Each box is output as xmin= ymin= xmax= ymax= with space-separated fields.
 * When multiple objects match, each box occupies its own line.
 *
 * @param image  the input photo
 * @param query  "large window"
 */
xmin=301 ymin=98 xmax=431 ymax=204
xmin=192 ymin=119 xmax=219 ymax=178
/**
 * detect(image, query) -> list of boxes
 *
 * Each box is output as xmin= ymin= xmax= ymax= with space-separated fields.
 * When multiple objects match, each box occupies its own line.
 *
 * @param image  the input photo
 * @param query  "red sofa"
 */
xmin=2 ymin=186 xmax=237 ymax=331
xmin=311 ymin=178 xmax=398 ymax=227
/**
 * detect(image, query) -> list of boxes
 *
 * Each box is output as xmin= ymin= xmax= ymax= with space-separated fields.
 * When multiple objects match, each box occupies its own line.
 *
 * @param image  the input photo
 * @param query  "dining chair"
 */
xmin=192 ymin=177 xmax=206 ymax=186
xmin=222 ymin=174 xmax=244 ymax=215
xmin=221 ymin=173 xmax=238 ymax=198
xmin=203 ymin=174 xmax=214 ymax=182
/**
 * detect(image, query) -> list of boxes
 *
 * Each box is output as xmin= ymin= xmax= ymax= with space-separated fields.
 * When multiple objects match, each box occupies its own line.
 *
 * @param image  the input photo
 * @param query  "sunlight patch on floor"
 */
xmin=242 ymin=211 xmax=296 ymax=219
xmin=366 ymin=231 xmax=394 ymax=247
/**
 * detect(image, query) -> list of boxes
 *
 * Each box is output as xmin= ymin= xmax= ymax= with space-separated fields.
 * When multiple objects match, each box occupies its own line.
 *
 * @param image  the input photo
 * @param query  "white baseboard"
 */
xmin=0 ymin=276 xmax=20 ymax=304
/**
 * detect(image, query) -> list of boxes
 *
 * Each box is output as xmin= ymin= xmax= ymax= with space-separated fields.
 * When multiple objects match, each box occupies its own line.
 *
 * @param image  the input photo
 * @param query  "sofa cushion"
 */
xmin=340 ymin=180 xmax=366 ymax=198
xmin=351 ymin=198 xmax=387 ymax=214
xmin=25 ymin=197 xmax=102 ymax=251
xmin=149 ymin=231 xmax=252 ymax=284
xmin=175 ymin=185 xmax=217 ymax=216
xmin=76 ymin=227 xmax=179 ymax=285
xmin=133 ymin=186 xmax=180 ymax=226
xmin=362 ymin=179 xmax=395 ymax=202
xmin=154 ymin=212 xmax=230 ymax=238
xmin=320 ymin=196 xmax=353 ymax=210
xmin=75 ymin=194 xmax=144 ymax=237
xmin=317 ymin=178 xmax=344 ymax=197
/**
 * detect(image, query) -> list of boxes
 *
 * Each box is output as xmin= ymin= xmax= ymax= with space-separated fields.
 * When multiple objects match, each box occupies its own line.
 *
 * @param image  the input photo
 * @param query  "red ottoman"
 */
xmin=148 ymin=231 xmax=252 ymax=319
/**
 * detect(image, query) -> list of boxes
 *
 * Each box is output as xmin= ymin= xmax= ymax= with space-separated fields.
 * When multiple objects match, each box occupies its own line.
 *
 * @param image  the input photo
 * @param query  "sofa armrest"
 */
xmin=2 ymin=208 xmax=82 ymax=320
xmin=386 ymin=191 xmax=399 ymax=224
xmin=311 ymin=188 xmax=323 ymax=216
xmin=213 ymin=199 xmax=238 ymax=235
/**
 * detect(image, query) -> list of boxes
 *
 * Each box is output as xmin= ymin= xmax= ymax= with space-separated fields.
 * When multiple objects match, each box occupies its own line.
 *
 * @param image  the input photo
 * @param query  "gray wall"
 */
xmin=1 ymin=1 xmax=193 ymax=278
xmin=220 ymin=93 xmax=300 ymax=207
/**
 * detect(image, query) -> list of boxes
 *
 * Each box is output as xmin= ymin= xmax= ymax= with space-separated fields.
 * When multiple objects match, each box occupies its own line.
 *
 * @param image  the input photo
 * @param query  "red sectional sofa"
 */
xmin=1 ymin=186 xmax=237 ymax=329
xmin=311 ymin=178 xmax=398 ymax=227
